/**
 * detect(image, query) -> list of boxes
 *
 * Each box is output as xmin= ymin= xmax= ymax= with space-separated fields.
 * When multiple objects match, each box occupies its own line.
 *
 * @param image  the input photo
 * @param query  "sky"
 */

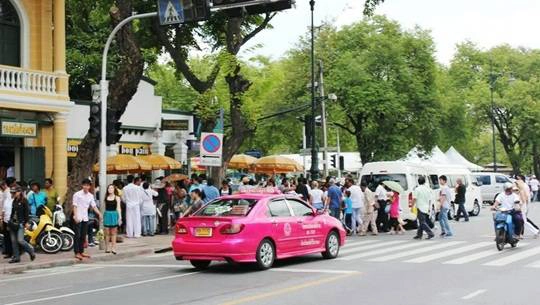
xmin=241 ymin=0 xmax=540 ymax=65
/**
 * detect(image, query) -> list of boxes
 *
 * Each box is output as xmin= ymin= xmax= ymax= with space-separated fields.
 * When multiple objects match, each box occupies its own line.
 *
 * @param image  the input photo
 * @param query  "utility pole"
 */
xmin=489 ymin=60 xmax=498 ymax=173
xmin=336 ymin=129 xmax=341 ymax=179
xmin=302 ymin=125 xmax=307 ymax=176
xmin=319 ymin=60 xmax=328 ymax=178
xmin=309 ymin=0 xmax=319 ymax=180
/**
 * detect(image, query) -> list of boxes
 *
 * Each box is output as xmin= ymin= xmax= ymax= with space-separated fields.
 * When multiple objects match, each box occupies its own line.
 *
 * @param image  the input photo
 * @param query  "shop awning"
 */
xmin=93 ymin=155 xmax=152 ymax=174
xmin=138 ymin=154 xmax=182 ymax=170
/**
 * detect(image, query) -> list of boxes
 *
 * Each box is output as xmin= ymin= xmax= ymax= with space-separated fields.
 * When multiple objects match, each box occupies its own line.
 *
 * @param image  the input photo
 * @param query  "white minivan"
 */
xmin=424 ymin=164 xmax=483 ymax=217
xmin=473 ymin=172 xmax=513 ymax=204
xmin=360 ymin=161 xmax=433 ymax=224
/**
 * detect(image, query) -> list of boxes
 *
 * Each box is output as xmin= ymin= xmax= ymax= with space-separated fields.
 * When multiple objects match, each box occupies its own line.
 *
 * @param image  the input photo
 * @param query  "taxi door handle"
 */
xmin=297 ymin=220 xmax=303 ymax=224
xmin=271 ymin=220 xmax=278 ymax=226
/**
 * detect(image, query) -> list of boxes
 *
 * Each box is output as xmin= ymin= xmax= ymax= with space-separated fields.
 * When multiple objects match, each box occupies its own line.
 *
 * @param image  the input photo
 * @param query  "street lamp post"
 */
xmin=489 ymin=62 xmax=498 ymax=173
xmin=309 ymin=0 xmax=319 ymax=180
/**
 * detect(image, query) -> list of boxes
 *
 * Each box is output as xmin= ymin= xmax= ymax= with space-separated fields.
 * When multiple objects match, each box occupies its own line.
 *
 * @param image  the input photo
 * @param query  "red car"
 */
xmin=172 ymin=190 xmax=346 ymax=270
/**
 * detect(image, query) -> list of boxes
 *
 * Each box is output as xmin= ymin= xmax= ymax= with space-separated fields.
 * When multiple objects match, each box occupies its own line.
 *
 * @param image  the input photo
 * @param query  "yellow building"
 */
xmin=0 ymin=0 xmax=69 ymax=200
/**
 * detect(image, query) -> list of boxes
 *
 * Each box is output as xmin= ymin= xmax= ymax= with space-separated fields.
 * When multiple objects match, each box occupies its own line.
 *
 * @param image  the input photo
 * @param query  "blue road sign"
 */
xmin=202 ymin=134 xmax=221 ymax=154
xmin=157 ymin=0 xmax=184 ymax=25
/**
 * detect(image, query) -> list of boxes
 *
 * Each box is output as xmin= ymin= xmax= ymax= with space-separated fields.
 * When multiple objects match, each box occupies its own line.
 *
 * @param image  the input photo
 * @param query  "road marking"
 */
xmin=340 ymin=240 xmax=406 ymax=255
xmin=462 ymin=289 xmax=487 ymax=300
xmin=84 ymin=264 xmax=190 ymax=268
xmin=219 ymin=273 xmax=356 ymax=305
xmin=483 ymin=246 xmax=540 ymax=266
xmin=342 ymin=240 xmax=380 ymax=248
xmin=338 ymin=240 xmax=430 ymax=261
xmin=144 ymin=252 xmax=174 ymax=258
xmin=0 ymin=267 xmax=102 ymax=284
xmin=444 ymin=242 xmax=530 ymax=265
xmin=3 ymin=271 xmax=200 ymax=305
xmin=0 ymin=286 xmax=71 ymax=300
xmin=270 ymin=268 xmax=358 ymax=274
xmin=369 ymin=241 xmax=465 ymax=262
xmin=405 ymin=242 xmax=492 ymax=263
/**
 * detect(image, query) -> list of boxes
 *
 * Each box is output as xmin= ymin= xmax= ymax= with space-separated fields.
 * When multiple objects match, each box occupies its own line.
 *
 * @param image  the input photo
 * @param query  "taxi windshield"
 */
xmin=195 ymin=199 xmax=258 ymax=217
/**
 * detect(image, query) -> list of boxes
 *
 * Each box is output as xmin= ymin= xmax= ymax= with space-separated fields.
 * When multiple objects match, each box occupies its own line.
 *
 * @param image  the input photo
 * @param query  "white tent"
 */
xmin=445 ymin=146 xmax=484 ymax=172
xmin=402 ymin=146 xmax=452 ymax=165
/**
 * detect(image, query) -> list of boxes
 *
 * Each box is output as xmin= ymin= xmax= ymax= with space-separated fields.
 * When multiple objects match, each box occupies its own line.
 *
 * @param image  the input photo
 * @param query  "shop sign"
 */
xmin=161 ymin=119 xmax=189 ymax=131
xmin=1 ymin=121 xmax=37 ymax=137
xmin=118 ymin=143 xmax=151 ymax=156
xmin=67 ymin=139 xmax=81 ymax=158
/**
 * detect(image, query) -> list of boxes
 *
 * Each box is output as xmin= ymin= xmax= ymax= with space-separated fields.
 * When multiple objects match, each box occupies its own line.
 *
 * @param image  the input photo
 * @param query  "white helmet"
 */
xmin=504 ymin=182 xmax=514 ymax=190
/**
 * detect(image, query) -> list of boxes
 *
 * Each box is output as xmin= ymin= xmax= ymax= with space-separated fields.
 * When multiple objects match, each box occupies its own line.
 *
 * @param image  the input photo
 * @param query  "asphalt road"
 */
xmin=2 ymin=203 xmax=540 ymax=305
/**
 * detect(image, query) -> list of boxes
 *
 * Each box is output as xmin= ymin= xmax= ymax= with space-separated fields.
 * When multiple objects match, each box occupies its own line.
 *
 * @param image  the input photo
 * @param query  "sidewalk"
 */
xmin=0 ymin=234 xmax=173 ymax=275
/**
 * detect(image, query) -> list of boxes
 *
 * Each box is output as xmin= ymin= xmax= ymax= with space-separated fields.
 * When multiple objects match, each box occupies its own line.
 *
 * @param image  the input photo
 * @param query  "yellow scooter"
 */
xmin=24 ymin=206 xmax=64 ymax=254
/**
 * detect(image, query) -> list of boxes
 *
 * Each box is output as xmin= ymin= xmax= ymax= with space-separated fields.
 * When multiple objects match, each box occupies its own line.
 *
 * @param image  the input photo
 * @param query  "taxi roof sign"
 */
xmin=238 ymin=187 xmax=282 ymax=195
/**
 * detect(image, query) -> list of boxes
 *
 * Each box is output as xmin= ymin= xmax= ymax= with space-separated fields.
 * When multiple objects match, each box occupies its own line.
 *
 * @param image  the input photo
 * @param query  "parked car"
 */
xmin=473 ymin=172 xmax=513 ymax=204
xmin=172 ymin=191 xmax=346 ymax=270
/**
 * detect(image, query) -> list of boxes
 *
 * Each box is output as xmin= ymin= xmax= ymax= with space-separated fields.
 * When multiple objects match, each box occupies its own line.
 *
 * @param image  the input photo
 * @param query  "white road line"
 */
xmin=444 ymin=242 xmax=530 ymax=265
xmin=483 ymin=246 xmax=540 ymax=266
xmin=0 ymin=267 xmax=102 ymax=284
xmin=144 ymin=252 xmax=174 ymax=258
xmin=338 ymin=240 xmax=431 ymax=261
xmin=405 ymin=242 xmax=492 ymax=263
xmin=462 ymin=289 xmax=487 ymax=300
xmin=369 ymin=241 xmax=465 ymax=262
xmin=86 ymin=264 xmax=190 ymax=268
xmin=342 ymin=240 xmax=380 ymax=247
xmin=270 ymin=268 xmax=358 ymax=274
xmin=340 ymin=241 xmax=406 ymax=255
xmin=3 ymin=271 xmax=200 ymax=305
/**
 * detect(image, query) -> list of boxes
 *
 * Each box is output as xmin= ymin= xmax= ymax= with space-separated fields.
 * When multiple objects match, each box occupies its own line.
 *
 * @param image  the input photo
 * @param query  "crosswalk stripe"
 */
xmin=404 ymin=242 xmax=492 ymax=263
xmin=340 ymin=241 xmax=406 ymax=255
xmin=444 ymin=242 xmax=530 ymax=265
xmin=483 ymin=246 xmax=540 ymax=266
xmin=342 ymin=240 xmax=380 ymax=248
xmin=368 ymin=241 xmax=465 ymax=262
xmin=338 ymin=241 xmax=429 ymax=261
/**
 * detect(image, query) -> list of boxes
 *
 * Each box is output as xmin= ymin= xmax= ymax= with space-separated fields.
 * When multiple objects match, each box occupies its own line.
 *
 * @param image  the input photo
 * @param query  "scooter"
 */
xmin=52 ymin=205 xmax=75 ymax=251
xmin=493 ymin=207 xmax=518 ymax=251
xmin=25 ymin=206 xmax=64 ymax=254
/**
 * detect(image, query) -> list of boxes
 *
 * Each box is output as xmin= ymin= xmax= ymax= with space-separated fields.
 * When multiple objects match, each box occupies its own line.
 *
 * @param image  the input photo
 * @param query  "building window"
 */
xmin=0 ymin=0 xmax=20 ymax=67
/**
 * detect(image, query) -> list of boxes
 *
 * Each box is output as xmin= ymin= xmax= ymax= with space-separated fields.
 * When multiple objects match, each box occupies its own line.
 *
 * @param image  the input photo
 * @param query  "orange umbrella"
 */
xmin=139 ymin=154 xmax=182 ymax=170
xmin=163 ymin=173 xmax=189 ymax=183
xmin=190 ymin=157 xmax=206 ymax=172
xmin=93 ymin=155 xmax=152 ymax=174
xmin=250 ymin=155 xmax=303 ymax=174
xmin=228 ymin=154 xmax=258 ymax=170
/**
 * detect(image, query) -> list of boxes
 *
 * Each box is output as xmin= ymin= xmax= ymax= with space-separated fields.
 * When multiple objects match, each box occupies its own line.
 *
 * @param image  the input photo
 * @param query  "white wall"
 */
xmin=120 ymin=81 xmax=162 ymax=129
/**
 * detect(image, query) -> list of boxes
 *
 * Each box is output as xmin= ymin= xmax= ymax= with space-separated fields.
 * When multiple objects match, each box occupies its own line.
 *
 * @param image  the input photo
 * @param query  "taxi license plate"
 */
xmin=195 ymin=227 xmax=212 ymax=237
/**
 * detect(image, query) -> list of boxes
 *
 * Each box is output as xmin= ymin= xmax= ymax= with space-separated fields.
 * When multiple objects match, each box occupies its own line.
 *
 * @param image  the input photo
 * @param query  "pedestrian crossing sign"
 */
xmin=158 ymin=0 xmax=185 ymax=25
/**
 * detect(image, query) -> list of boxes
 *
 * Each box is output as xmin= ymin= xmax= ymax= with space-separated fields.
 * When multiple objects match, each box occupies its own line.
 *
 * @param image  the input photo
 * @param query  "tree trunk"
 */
xmin=533 ymin=142 xmax=540 ymax=178
xmin=65 ymin=0 xmax=144 ymax=214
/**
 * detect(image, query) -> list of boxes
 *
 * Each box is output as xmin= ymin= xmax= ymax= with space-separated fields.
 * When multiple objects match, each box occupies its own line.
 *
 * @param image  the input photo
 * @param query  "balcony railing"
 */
xmin=0 ymin=65 xmax=59 ymax=95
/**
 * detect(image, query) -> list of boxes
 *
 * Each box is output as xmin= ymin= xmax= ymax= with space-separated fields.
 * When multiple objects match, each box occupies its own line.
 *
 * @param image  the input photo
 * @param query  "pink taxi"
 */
xmin=172 ymin=190 xmax=346 ymax=270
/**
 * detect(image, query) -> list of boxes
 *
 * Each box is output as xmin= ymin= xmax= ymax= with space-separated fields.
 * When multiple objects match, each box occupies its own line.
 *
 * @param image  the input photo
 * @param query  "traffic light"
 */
xmin=339 ymin=156 xmax=345 ymax=171
xmin=182 ymin=0 xmax=210 ymax=23
xmin=88 ymin=103 xmax=101 ymax=138
xmin=330 ymin=154 xmax=337 ymax=168
xmin=212 ymin=0 xmax=293 ymax=16
xmin=106 ymin=110 xmax=122 ymax=146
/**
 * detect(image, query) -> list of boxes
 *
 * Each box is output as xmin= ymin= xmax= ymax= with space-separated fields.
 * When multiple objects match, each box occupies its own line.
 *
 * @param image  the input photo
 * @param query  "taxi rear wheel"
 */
xmin=322 ymin=231 xmax=340 ymax=259
xmin=256 ymin=239 xmax=275 ymax=270
xmin=190 ymin=260 xmax=211 ymax=270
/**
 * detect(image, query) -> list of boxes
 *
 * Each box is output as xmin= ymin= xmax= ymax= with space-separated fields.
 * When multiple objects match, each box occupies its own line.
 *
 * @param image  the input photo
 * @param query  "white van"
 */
xmin=424 ymin=164 xmax=483 ymax=217
xmin=472 ymin=172 xmax=513 ymax=204
xmin=360 ymin=161 xmax=433 ymax=223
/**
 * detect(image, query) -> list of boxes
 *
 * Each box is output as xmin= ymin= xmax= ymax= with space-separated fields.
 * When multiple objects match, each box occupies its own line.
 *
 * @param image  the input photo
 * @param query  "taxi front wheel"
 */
xmin=322 ymin=231 xmax=340 ymax=259
xmin=256 ymin=239 xmax=275 ymax=270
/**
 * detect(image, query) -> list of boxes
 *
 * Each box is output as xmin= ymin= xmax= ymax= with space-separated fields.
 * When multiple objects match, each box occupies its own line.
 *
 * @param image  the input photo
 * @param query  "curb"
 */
xmin=0 ymin=247 xmax=159 ymax=275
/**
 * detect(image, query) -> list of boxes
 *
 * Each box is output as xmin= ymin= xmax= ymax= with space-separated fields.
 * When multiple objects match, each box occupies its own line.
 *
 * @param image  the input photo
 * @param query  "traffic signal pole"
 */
xmin=319 ymin=60 xmax=328 ymax=178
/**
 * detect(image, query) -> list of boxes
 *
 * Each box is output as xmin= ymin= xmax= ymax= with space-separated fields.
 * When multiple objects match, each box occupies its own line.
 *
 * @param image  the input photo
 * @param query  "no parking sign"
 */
xmin=200 ymin=132 xmax=223 ymax=167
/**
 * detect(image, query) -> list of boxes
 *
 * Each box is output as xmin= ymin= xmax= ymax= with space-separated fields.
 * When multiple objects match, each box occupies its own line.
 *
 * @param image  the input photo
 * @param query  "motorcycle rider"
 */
xmin=492 ymin=182 xmax=521 ymax=240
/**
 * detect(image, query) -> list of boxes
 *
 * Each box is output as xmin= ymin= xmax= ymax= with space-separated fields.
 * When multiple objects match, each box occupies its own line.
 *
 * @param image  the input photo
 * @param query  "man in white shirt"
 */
xmin=72 ymin=179 xmax=101 ymax=260
xmin=346 ymin=178 xmax=364 ymax=234
xmin=529 ymin=175 xmax=539 ymax=202
xmin=1 ymin=179 xmax=13 ymax=258
xmin=493 ymin=182 xmax=521 ymax=239
xmin=122 ymin=176 xmax=144 ymax=238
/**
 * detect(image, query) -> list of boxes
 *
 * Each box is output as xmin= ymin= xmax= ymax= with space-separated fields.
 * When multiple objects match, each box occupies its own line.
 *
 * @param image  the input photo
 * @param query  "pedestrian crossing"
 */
xmin=336 ymin=238 xmax=540 ymax=268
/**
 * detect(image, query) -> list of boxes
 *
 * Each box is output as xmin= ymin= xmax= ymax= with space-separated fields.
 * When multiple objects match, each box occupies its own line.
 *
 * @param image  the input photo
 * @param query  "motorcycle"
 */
xmin=52 ymin=205 xmax=75 ymax=251
xmin=25 ymin=206 xmax=64 ymax=254
xmin=493 ymin=207 xmax=518 ymax=251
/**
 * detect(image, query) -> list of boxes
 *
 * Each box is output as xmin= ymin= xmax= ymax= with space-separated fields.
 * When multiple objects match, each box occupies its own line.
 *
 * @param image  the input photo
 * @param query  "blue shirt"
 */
xmin=202 ymin=185 xmax=220 ymax=203
xmin=327 ymin=185 xmax=342 ymax=209
xmin=28 ymin=191 xmax=47 ymax=216
xmin=344 ymin=197 xmax=353 ymax=214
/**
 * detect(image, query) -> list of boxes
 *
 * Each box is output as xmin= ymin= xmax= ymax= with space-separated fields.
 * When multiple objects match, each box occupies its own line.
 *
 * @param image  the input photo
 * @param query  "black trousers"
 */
xmin=158 ymin=204 xmax=169 ymax=234
xmin=2 ymin=223 xmax=12 ymax=256
xmin=376 ymin=200 xmax=389 ymax=232
xmin=416 ymin=211 xmax=434 ymax=238
xmin=455 ymin=202 xmax=469 ymax=221
xmin=74 ymin=221 xmax=88 ymax=254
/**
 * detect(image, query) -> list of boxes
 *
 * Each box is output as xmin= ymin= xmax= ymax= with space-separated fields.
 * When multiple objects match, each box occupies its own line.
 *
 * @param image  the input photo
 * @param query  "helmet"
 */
xmin=504 ymin=182 xmax=514 ymax=190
